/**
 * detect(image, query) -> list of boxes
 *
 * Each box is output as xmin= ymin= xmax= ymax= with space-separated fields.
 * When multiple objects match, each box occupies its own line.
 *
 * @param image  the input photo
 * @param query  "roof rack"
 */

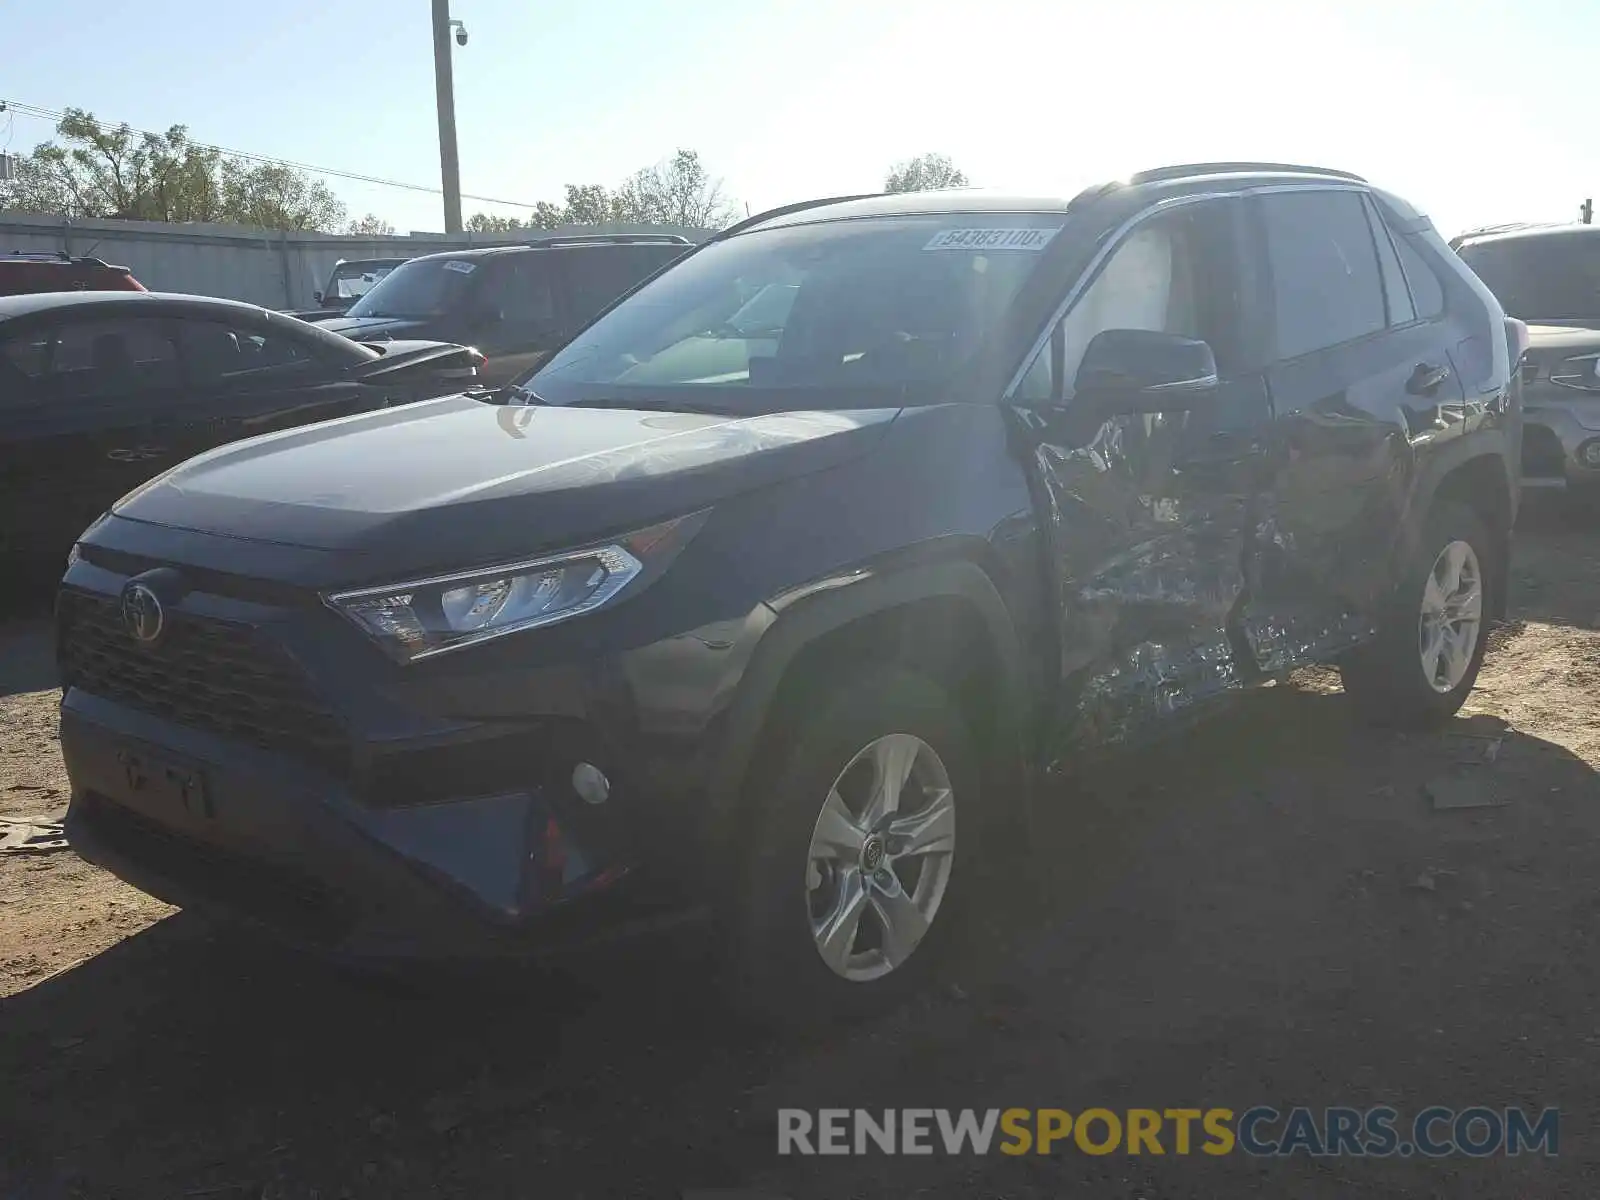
xmin=714 ymin=194 xmax=885 ymax=240
xmin=523 ymin=232 xmax=692 ymax=248
xmin=5 ymin=250 xmax=113 ymax=266
xmin=1128 ymin=162 xmax=1366 ymax=185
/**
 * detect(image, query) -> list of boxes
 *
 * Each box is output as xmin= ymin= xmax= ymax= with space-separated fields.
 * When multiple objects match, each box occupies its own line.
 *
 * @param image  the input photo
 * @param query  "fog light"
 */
xmin=1581 ymin=440 xmax=1600 ymax=468
xmin=572 ymin=762 xmax=610 ymax=806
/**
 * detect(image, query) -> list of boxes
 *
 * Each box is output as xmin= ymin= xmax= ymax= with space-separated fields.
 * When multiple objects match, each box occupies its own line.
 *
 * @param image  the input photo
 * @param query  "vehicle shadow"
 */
xmin=0 ymin=617 xmax=57 ymax=698
xmin=2 ymin=683 xmax=1597 ymax=1200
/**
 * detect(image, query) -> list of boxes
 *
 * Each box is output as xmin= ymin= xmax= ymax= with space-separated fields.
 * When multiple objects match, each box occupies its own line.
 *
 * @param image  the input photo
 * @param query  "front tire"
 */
xmin=730 ymin=668 xmax=977 ymax=1025
xmin=1341 ymin=501 xmax=1497 ymax=727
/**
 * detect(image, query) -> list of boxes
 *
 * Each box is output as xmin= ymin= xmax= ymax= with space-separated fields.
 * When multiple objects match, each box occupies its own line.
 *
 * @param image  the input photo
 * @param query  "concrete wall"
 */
xmin=0 ymin=213 xmax=710 ymax=309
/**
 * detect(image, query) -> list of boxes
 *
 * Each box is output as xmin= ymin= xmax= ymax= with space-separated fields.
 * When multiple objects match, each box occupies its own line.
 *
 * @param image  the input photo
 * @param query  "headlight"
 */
xmin=325 ymin=511 xmax=708 ymax=663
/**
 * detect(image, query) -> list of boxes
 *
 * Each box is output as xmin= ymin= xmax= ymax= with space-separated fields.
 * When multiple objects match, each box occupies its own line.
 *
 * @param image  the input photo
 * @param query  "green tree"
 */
xmin=219 ymin=160 xmax=346 ymax=232
xmin=0 ymin=107 xmax=350 ymax=231
xmin=466 ymin=211 xmax=527 ymax=233
xmin=885 ymin=152 xmax=969 ymax=193
xmin=2 ymin=108 xmax=226 ymax=222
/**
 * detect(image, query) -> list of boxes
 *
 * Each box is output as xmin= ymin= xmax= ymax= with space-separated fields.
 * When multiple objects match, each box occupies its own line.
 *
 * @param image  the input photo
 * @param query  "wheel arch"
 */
xmin=707 ymin=557 xmax=1033 ymax=854
xmin=1409 ymin=434 xmax=1516 ymax=619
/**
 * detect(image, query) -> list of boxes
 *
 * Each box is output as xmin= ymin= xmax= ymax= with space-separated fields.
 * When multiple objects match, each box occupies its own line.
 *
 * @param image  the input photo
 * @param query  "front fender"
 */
xmin=704 ymin=554 xmax=1031 ymax=844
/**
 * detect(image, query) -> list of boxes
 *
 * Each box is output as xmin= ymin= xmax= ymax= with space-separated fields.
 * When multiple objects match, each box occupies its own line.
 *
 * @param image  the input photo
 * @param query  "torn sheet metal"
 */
xmin=1240 ymin=609 xmax=1374 ymax=675
xmin=1066 ymin=635 xmax=1245 ymax=750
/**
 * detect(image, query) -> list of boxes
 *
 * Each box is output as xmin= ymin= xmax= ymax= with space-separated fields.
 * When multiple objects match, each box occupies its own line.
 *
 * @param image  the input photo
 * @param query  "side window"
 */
xmin=178 ymin=320 xmax=319 ymax=387
xmin=29 ymin=318 xmax=181 ymax=401
xmin=1261 ymin=190 xmax=1386 ymax=358
xmin=1016 ymin=202 xmax=1242 ymax=403
xmin=0 ymin=331 xmax=46 ymax=406
xmin=1395 ymin=235 xmax=1445 ymax=319
xmin=561 ymin=247 xmax=668 ymax=327
xmin=497 ymin=258 xmax=558 ymax=332
xmin=1363 ymin=197 xmax=1415 ymax=327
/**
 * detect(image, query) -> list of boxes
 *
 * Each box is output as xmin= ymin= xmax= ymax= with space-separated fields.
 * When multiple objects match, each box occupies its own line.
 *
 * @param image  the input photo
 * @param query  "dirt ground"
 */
xmin=3 ymin=506 xmax=1600 ymax=1199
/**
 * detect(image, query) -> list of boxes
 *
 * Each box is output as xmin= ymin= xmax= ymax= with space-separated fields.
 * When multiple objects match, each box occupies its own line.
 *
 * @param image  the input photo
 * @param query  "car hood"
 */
xmin=315 ymin=315 xmax=431 ymax=341
xmin=111 ymin=397 xmax=899 ymax=578
xmin=1526 ymin=323 xmax=1600 ymax=351
xmin=1525 ymin=324 xmax=1600 ymax=387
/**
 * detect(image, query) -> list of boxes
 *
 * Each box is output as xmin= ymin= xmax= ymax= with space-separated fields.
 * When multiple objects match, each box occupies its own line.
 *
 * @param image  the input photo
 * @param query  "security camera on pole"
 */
xmin=431 ymin=0 xmax=468 ymax=234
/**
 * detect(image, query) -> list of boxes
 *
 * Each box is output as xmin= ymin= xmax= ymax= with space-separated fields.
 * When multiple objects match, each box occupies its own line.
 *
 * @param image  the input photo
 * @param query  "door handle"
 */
xmin=1407 ymin=362 xmax=1451 ymax=396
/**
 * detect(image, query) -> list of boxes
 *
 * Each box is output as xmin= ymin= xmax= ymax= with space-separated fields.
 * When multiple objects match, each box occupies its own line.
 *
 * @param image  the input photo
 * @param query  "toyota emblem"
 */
xmin=120 ymin=582 xmax=165 ymax=645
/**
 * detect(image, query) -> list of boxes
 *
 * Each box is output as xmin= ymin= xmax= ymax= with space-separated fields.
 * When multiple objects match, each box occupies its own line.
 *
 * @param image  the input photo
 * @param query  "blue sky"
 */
xmin=3 ymin=0 xmax=1596 ymax=237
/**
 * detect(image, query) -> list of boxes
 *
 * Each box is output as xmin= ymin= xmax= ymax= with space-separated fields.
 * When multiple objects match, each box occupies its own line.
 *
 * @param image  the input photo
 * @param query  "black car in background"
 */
xmin=315 ymin=234 xmax=691 ymax=386
xmin=1453 ymin=224 xmax=1600 ymax=495
xmin=285 ymin=257 xmax=411 ymax=321
xmin=58 ymin=166 xmax=1520 ymax=1022
xmin=0 ymin=291 xmax=483 ymax=587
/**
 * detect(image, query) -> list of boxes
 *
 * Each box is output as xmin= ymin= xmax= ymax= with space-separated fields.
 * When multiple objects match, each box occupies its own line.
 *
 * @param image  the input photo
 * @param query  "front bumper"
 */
xmin=1520 ymin=386 xmax=1600 ymax=490
xmin=61 ymin=693 xmax=681 ymax=959
xmin=52 ymin=541 xmax=761 ymax=959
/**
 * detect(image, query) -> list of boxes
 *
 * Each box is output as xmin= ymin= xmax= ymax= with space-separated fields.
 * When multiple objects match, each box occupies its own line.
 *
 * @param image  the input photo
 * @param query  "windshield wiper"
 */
xmin=566 ymin=396 xmax=744 ymax=417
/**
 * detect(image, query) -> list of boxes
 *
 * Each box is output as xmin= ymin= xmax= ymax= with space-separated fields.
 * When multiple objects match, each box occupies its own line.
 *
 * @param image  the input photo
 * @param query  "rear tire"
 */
xmin=1340 ymin=501 xmax=1498 ymax=727
xmin=729 ymin=668 xmax=977 ymax=1026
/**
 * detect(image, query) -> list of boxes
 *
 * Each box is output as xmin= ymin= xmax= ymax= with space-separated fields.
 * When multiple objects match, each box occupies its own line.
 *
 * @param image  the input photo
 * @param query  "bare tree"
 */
xmin=612 ymin=150 xmax=737 ymax=228
xmin=347 ymin=213 xmax=396 ymax=236
xmin=885 ymin=152 xmax=970 ymax=193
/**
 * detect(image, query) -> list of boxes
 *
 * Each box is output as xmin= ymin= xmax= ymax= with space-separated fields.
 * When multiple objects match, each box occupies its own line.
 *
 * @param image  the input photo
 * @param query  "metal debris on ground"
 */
xmin=1424 ymin=774 xmax=1510 ymax=811
xmin=1447 ymin=733 xmax=1507 ymax=766
xmin=0 ymin=815 xmax=67 ymax=854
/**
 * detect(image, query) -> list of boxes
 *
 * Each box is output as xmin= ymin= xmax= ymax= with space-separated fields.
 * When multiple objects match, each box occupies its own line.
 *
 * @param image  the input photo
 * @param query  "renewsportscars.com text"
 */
xmin=777 ymin=1106 xmax=1559 ymax=1158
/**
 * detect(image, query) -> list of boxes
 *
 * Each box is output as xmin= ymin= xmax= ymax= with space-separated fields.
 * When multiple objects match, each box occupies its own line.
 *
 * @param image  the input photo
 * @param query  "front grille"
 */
xmin=58 ymin=590 xmax=349 ymax=777
xmin=1521 ymin=423 xmax=1567 ymax=479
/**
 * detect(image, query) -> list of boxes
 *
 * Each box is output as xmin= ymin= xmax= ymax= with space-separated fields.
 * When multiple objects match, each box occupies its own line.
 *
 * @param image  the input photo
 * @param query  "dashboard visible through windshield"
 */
xmin=523 ymin=213 xmax=1067 ymax=413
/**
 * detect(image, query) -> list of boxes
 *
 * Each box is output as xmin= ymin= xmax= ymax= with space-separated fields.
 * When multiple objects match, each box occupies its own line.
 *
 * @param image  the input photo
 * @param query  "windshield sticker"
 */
xmin=442 ymin=260 xmax=477 ymax=274
xmin=923 ymin=227 xmax=1057 ymax=252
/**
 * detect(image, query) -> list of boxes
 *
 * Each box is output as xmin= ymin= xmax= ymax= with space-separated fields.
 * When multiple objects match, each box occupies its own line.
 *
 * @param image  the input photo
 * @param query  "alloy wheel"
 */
xmin=804 ymin=732 xmax=957 ymax=983
xmin=1418 ymin=539 xmax=1483 ymax=694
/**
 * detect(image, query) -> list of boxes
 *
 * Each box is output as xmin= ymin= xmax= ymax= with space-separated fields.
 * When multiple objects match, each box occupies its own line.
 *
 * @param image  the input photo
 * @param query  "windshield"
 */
xmin=524 ymin=214 xmax=1066 ymax=412
xmin=1458 ymin=235 xmax=1600 ymax=323
xmin=345 ymin=257 xmax=480 ymax=320
xmin=329 ymin=261 xmax=402 ymax=300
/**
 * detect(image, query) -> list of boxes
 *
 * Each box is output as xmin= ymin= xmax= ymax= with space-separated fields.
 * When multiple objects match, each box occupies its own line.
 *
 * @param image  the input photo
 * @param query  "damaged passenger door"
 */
xmin=1007 ymin=194 xmax=1274 ymax=760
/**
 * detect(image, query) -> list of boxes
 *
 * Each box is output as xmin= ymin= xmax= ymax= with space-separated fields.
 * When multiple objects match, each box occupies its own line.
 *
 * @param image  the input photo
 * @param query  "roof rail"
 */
xmin=714 ymin=194 xmax=885 ymax=240
xmin=522 ymin=232 xmax=692 ymax=249
xmin=1129 ymin=161 xmax=1366 ymax=185
xmin=1449 ymin=221 xmax=1568 ymax=249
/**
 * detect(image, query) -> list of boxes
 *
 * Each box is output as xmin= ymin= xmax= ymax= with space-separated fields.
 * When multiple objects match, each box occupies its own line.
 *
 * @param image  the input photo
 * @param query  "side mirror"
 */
xmin=1073 ymin=329 xmax=1218 ymax=414
xmin=313 ymin=291 xmax=324 ymax=305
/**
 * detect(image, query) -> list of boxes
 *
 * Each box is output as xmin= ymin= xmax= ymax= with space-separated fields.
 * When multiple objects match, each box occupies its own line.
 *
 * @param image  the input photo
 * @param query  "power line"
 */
xmin=0 ymin=99 xmax=537 ymax=209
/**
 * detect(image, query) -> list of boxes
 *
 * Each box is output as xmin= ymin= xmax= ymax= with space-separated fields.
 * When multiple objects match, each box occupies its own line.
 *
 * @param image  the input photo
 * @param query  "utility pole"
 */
xmin=1582 ymin=198 xmax=1594 ymax=226
xmin=431 ymin=0 xmax=464 ymax=234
